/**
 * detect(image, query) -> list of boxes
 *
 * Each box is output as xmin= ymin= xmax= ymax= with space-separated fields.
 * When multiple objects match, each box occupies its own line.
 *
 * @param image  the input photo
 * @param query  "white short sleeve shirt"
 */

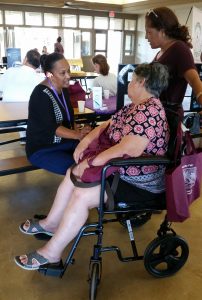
xmin=0 ymin=65 xmax=43 ymax=102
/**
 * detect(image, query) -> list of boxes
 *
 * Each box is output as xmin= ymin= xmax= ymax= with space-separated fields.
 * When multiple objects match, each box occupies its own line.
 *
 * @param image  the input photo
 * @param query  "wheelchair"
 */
xmin=36 ymin=108 xmax=191 ymax=300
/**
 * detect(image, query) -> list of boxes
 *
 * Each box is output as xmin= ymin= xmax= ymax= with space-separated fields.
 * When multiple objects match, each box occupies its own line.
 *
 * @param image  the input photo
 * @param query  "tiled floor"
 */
xmin=0 ymin=167 xmax=202 ymax=300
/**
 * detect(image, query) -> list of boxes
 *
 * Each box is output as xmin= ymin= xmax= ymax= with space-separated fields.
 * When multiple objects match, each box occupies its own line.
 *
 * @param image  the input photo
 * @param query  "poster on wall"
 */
xmin=192 ymin=7 xmax=202 ymax=63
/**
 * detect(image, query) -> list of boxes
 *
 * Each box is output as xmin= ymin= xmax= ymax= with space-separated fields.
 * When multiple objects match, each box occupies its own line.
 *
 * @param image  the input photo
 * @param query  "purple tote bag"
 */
xmin=166 ymin=132 xmax=202 ymax=222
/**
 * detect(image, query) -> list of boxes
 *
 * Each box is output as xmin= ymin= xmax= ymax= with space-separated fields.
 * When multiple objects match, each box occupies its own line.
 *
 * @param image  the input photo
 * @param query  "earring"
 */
xmin=46 ymin=72 xmax=53 ymax=78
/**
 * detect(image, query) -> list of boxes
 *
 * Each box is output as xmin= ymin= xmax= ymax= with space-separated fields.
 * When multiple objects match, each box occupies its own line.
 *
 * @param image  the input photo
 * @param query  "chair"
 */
xmin=37 ymin=108 xmax=190 ymax=300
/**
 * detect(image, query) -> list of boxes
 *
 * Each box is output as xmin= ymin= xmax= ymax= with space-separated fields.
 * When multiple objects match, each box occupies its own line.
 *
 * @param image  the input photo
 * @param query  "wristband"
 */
xmin=196 ymin=91 xmax=202 ymax=100
xmin=87 ymin=155 xmax=96 ymax=167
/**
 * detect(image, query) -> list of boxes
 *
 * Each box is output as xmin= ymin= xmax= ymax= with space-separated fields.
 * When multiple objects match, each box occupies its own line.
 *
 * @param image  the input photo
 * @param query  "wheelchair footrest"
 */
xmin=34 ymin=233 xmax=52 ymax=241
xmin=38 ymin=260 xmax=64 ymax=277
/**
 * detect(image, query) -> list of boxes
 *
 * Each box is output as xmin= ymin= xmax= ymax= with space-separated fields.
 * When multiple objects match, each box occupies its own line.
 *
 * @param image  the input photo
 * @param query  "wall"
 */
xmin=135 ymin=6 xmax=200 ymax=63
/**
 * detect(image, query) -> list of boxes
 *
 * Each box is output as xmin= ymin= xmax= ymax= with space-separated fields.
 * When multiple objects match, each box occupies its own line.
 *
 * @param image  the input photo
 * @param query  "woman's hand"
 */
xmin=75 ymin=124 xmax=92 ymax=141
xmin=72 ymin=159 xmax=89 ymax=178
xmin=73 ymin=139 xmax=89 ymax=163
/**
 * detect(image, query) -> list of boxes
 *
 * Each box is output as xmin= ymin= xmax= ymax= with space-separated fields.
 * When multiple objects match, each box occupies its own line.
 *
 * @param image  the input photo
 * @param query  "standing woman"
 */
xmin=92 ymin=54 xmax=117 ymax=96
xmin=145 ymin=7 xmax=202 ymax=118
xmin=54 ymin=37 xmax=64 ymax=55
xmin=26 ymin=53 xmax=90 ymax=175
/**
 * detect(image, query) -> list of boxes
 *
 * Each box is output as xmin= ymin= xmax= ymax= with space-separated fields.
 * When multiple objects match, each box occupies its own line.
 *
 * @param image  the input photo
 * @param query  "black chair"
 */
xmin=37 ymin=108 xmax=189 ymax=300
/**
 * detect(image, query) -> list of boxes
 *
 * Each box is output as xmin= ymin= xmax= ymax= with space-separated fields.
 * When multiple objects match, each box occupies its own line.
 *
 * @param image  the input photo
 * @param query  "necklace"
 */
xmin=47 ymin=78 xmax=71 ymax=122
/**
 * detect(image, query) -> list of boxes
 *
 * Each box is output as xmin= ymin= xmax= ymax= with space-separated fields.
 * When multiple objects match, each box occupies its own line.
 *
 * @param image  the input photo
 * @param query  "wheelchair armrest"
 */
xmin=106 ymin=155 xmax=171 ymax=167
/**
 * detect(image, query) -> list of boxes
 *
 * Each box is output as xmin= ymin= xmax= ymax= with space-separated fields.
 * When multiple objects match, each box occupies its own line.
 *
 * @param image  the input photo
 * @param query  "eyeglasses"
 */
xmin=146 ymin=9 xmax=158 ymax=18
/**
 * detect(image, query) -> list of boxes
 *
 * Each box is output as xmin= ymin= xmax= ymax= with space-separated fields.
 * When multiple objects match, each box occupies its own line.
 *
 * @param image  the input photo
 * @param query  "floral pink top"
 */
xmin=108 ymin=97 xmax=170 ymax=193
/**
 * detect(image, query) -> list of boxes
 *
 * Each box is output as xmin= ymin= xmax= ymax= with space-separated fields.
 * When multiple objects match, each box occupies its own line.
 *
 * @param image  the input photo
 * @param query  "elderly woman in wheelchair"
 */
xmin=14 ymin=62 xmax=189 ymax=298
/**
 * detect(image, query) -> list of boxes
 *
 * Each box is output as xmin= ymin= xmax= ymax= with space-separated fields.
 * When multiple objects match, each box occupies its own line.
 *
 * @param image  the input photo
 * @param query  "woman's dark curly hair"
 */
xmin=145 ymin=7 xmax=192 ymax=48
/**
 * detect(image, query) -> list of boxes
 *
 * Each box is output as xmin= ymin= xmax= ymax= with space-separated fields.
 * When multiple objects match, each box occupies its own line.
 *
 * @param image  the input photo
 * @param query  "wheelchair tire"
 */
xmin=117 ymin=211 xmax=152 ymax=228
xmin=89 ymin=263 xmax=101 ymax=300
xmin=144 ymin=234 xmax=189 ymax=278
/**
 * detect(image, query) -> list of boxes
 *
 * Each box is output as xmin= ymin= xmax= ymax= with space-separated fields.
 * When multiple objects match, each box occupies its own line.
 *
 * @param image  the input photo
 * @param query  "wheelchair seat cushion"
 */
xmin=107 ymin=176 xmax=166 ymax=211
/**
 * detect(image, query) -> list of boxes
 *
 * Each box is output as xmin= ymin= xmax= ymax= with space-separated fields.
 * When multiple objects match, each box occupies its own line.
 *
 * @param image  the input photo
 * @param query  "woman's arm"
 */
xmin=90 ymin=134 xmax=149 ymax=167
xmin=184 ymin=69 xmax=202 ymax=105
xmin=73 ymin=119 xmax=111 ymax=163
xmin=55 ymin=125 xmax=83 ymax=140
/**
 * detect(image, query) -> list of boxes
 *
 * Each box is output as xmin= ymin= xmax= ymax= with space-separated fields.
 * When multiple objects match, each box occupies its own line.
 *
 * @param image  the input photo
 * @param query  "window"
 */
xmin=5 ymin=11 xmax=23 ymax=25
xmin=124 ymin=34 xmax=134 ymax=56
xmin=14 ymin=27 xmax=58 ymax=58
xmin=79 ymin=16 xmax=93 ymax=29
xmin=109 ymin=18 xmax=123 ymax=30
xmin=95 ymin=32 xmax=106 ymax=51
xmin=124 ymin=19 xmax=136 ymax=31
xmin=62 ymin=14 xmax=77 ymax=28
xmin=25 ymin=12 xmax=42 ymax=26
xmin=94 ymin=17 xmax=108 ymax=29
xmin=0 ymin=11 xmax=2 ymax=24
xmin=0 ymin=27 xmax=5 ymax=57
xmin=44 ymin=13 xmax=60 ymax=27
xmin=81 ymin=31 xmax=91 ymax=56
xmin=64 ymin=29 xmax=81 ymax=58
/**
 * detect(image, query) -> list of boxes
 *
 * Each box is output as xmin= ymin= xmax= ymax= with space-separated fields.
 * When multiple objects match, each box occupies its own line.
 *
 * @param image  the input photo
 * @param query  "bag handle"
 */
xmin=70 ymin=166 xmax=100 ymax=188
xmin=184 ymin=131 xmax=196 ymax=155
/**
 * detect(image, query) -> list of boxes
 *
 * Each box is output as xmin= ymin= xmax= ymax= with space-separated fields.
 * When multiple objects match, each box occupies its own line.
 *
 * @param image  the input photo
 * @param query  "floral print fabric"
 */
xmin=108 ymin=97 xmax=170 ymax=192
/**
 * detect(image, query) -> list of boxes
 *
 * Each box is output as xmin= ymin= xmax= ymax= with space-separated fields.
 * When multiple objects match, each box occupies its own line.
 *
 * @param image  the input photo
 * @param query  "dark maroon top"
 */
xmin=153 ymin=40 xmax=196 ymax=108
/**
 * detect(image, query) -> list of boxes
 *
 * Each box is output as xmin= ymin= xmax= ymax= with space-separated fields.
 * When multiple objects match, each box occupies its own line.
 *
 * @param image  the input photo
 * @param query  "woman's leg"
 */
xmin=28 ymin=140 xmax=78 ymax=175
xmin=23 ymin=169 xmax=75 ymax=233
xmin=20 ymin=184 xmax=101 ymax=264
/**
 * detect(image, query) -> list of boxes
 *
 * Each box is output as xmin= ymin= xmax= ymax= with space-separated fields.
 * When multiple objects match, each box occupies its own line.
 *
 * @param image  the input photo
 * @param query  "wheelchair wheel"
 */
xmin=118 ymin=211 xmax=152 ymax=228
xmin=144 ymin=234 xmax=189 ymax=278
xmin=89 ymin=263 xmax=101 ymax=300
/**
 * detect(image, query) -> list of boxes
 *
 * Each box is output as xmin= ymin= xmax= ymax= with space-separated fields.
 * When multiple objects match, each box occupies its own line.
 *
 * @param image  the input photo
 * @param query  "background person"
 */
xmin=0 ymin=49 xmax=42 ymax=143
xmin=145 ymin=6 xmax=202 ymax=118
xmin=92 ymin=54 xmax=117 ymax=96
xmin=54 ymin=36 xmax=64 ymax=54
xmin=0 ymin=49 xmax=41 ymax=102
xmin=42 ymin=46 xmax=49 ymax=55
xmin=15 ymin=63 xmax=170 ymax=270
xmin=25 ymin=53 xmax=90 ymax=175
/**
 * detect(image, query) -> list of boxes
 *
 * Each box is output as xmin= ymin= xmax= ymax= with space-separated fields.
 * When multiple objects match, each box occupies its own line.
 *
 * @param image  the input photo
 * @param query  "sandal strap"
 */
xmin=25 ymin=251 xmax=49 ymax=267
xmin=26 ymin=219 xmax=44 ymax=233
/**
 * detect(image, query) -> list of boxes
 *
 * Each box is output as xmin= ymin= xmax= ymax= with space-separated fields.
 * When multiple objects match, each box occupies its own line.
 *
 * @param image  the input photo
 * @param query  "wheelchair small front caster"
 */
xmin=144 ymin=234 xmax=189 ymax=278
xmin=89 ymin=261 xmax=102 ymax=300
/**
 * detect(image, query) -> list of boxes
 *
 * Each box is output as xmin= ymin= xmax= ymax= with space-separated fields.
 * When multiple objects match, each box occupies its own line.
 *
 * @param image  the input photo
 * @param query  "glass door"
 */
xmin=94 ymin=30 xmax=107 ymax=56
xmin=107 ymin=30 xmax=122 ymax=75
xmin=122 ymin=31 xmax=136 ymax=65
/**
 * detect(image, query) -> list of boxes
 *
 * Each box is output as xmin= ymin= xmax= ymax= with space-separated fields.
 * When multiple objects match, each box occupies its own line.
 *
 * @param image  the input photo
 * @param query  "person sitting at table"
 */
xmin=0 ymin=49 xmax=42 ymax=102
xmin=15 ymin=62 xmax=170 ymax=270
xmin=92 ymin=54 xmax=117 ymax=96
xmin=25 ymin=52 xmax=91 ymax=175
xmin=0 ymin=49 xmax=42 ymax=143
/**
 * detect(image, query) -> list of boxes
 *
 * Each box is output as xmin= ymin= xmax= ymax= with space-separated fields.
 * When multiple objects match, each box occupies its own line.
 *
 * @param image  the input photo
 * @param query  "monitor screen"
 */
xmin=117 ymin=64 xmax=138 ymax=110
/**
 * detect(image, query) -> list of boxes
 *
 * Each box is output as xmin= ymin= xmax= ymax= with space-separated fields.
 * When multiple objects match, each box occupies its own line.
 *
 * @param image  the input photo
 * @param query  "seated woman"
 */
xmin=92 ymin=54 xmax=117 ymax=96
xmin=15 ymin=62 xmax=170 ymax=270
xmin=26 ymin=52 xmax=90 ymax=175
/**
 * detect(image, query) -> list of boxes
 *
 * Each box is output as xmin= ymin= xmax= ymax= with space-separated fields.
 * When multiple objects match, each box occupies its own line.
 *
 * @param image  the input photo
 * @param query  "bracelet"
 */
xmin=87 ymin=155 xmax=96 ymax=167
xmin=196 ymin=91 xmax=202 ymax=100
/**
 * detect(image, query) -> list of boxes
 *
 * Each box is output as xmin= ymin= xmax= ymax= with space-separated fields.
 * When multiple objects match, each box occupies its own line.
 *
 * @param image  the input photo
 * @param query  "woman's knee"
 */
xmin=73 ymin=187 xmax=99 ymax=209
